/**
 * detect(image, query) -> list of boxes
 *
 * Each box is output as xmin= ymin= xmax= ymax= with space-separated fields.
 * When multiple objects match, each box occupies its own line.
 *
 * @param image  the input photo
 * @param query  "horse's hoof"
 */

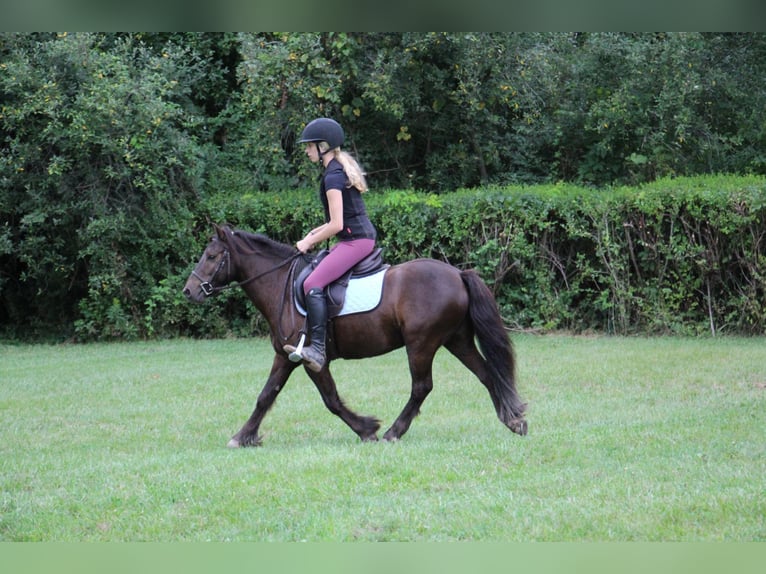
xmin=509 ymin=418 xmax=528 ymax=436
xmin=361 ymin=434 xmax=379 ymax=442
xmin=382 ymin=431 xmax=400 ymax=442
xmin=229 ymin=434 xmax=263 ymax=447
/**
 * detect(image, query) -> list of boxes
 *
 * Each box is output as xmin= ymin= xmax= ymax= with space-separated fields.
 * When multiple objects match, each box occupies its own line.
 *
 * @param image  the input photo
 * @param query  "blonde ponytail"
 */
xmin=333 ymin=149 xmax=368 ymax=193
xmin=316 ymin=142 xmax=368 ymax=193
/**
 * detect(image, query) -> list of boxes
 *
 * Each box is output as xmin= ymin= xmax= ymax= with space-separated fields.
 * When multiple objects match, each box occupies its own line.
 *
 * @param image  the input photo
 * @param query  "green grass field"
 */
xmin=1 ymin=334 xmax=764 ymax=541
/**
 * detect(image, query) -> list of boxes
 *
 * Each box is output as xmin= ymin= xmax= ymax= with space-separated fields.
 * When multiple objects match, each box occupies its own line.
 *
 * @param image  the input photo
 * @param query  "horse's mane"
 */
xmin=230 ymin=228 xmax=297 ymax=259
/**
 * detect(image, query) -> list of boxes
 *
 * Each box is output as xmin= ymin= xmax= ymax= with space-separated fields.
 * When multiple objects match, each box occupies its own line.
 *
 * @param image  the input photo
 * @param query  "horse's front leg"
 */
xmin=228 ymin=354 xmax=298 ymax=448
xmin=307 ymin=366 xmax=381 ymax=442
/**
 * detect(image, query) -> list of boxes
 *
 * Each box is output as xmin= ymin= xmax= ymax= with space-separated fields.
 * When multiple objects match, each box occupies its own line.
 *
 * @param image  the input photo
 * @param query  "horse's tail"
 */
xmin=461 ymin=269 xmax=528 ymax=435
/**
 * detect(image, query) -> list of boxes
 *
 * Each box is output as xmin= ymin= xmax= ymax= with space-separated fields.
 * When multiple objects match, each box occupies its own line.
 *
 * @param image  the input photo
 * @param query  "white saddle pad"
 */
xmin=296 ymin=267 xmax=387 ymax=317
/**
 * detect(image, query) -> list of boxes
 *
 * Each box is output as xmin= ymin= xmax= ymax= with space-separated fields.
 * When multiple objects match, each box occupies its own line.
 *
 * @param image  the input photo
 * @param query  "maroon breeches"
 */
xmin=303 ymin=238 xmax=376 ymax=294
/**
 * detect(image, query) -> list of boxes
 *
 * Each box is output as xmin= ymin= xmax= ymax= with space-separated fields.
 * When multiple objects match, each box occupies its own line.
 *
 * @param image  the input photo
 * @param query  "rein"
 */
xmin=193 ymin=241 xmax=306 ymax=343
xmin=194 ymin=248 xmax=302 ymax=296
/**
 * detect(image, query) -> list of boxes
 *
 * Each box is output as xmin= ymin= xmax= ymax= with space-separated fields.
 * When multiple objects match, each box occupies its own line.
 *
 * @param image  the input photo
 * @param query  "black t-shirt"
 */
xmin=319 ymin=159 xmax=377 ymax=241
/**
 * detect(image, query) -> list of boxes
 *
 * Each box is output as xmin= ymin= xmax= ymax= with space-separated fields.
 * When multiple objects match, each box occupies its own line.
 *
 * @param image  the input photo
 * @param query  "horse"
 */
xmin=183 ymin=224 xmax=527 ymax=447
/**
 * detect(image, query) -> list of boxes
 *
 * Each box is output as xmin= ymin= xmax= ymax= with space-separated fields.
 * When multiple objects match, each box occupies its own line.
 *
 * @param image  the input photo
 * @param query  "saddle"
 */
xmin=294 ymin=248 xmax=387 ymax=318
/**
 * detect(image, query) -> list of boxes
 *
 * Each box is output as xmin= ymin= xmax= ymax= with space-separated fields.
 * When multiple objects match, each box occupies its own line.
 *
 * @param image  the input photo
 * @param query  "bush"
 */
xmin=174 ymin=174 xmax=766 ymax=337
xmin=368 ymin=176 xmax=766 ymax=334
xmin=4 ymin=172 xmax=766 ymax=340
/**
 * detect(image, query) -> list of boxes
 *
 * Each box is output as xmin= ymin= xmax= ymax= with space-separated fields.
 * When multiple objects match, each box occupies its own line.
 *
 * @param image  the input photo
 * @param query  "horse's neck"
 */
xmin=236 ymin=253 xmax=294 ymax=323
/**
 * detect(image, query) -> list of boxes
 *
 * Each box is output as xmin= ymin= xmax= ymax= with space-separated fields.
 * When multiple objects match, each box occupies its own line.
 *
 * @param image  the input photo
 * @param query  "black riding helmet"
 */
xmin=299 ymin=118 xmax=344 ymax=150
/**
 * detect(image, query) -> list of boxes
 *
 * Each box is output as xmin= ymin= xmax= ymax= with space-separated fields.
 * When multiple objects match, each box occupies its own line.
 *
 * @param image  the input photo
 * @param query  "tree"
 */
xmin=0 ymin=33 xmax=210 ymax=338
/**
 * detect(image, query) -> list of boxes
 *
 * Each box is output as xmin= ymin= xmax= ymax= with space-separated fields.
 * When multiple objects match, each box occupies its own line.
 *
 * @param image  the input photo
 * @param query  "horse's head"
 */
xmin=182 ymin=224 xmax=236 ymax=303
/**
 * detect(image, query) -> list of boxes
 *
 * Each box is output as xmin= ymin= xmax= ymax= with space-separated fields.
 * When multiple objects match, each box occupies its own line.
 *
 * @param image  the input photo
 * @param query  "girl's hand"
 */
xmin=296 ymin=237 xmax=313 ymax=253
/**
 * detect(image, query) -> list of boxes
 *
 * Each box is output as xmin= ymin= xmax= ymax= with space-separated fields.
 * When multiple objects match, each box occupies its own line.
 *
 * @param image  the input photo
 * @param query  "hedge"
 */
xmin=137 ymin=174 xmax=766 ymax=340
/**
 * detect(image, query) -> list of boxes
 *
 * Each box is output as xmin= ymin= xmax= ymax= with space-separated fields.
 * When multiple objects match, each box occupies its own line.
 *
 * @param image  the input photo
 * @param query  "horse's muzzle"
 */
xmin=182 ymin=280 xmax=206 ymax=303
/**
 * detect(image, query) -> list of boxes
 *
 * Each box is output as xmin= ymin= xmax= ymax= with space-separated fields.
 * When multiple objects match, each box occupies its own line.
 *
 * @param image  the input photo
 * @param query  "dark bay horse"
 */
xmin=183 ymin=224 xmax=527 ymax=447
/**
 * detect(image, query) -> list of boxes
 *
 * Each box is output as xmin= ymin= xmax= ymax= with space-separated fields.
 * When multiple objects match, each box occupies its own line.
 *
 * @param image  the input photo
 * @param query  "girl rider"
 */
xmin=283 ymin=118 xmax=377 ymax=372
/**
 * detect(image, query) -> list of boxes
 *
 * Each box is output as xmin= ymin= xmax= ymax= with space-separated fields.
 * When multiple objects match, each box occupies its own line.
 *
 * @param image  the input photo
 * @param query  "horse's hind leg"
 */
xmin=445 ymin=335 xmax=502 ymax=411
xmin=307 ymin=366 xmax=381 ymax=441
xmin=382 ymin=343 xmax=436 ymax=441
xmin=445 ymin=332 xmax=527 ymax=435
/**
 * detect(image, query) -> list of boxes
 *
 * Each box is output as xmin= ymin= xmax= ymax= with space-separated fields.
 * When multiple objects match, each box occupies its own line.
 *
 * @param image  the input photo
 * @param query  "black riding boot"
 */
xmin=285 ymin=287 xmax=327 ymax=372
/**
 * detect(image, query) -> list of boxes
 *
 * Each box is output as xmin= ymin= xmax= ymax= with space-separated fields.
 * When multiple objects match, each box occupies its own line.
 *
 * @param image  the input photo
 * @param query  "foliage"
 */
xmin=225 ymin=32 xmax=766 ymax=190
xmin=347 ymin=175 xmax=763 ymax=336
xmin=176 ymin=174 xmax=765 ymax=338
xmin=2 ymin=33 xmax=766 ymax=340
xmin=1 ymin=33 xmax=211 ymax=339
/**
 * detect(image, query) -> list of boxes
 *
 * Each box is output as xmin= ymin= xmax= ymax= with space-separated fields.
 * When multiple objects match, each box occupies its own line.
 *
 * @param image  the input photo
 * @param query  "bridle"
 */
xmin=192 ymin=245 xmax=302 ymax=297
xmin=191 ymin=240 xmax=305 ymax=343
xmin=191 ymin=247 xmax=231 ymax=297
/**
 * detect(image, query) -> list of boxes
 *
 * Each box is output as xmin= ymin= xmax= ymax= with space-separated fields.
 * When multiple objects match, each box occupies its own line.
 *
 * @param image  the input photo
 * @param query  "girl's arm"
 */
xmin=297 ymin=189 xmax=344 ymax=253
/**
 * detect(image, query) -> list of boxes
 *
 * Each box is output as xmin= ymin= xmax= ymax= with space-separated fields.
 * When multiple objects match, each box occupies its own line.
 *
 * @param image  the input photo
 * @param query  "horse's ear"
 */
xmin=214 ymin=223 xmax=227 ymax=241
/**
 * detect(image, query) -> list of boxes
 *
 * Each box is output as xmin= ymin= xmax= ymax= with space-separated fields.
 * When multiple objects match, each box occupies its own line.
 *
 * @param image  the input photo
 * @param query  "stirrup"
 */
xmin=286 ymin=333 xmax=306 ymax=363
